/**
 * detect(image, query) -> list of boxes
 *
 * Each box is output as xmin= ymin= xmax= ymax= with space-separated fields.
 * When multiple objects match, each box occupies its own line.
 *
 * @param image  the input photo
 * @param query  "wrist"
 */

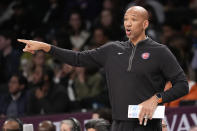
xmin=41 ymin=42 xmax=51 ymax=52
xmin=155 ymin=93 xmax=163 ymax=104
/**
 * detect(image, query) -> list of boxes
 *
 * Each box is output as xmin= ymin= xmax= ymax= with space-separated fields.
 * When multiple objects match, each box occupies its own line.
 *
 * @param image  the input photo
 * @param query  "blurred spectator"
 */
xmin=0 ymin=0 xmax=17 ymax=25
xmin=20 ymin=34 xmax=53 ymax=81
xmin=65 ymin=0 xmax=102 ymax=22
xmin=102 ymin=0 xmax=114 ymax=10
xmin=60 ymin=117 xmax=82 ymax=131
xmin=54 ymin=63 xmax=82 ymax=111
xmin=54 ymin=64 xmax=76 ymax=101
xmin=42 ymin=0 xmax=63 ymax=27
xmin=0 ymin=30 xmax=20 ymax=84
xmin=0 ymin=2 xmax=34 ymax=37
xmin=92 ymin=108 xmax=112 ymax=124
xmin=74 ymin=67 xmax=105 ymax=109
xmin=67 ymin=11 xmax=90 ymax=50
xmin=0 ymin=74 xmax=28 ymax=118
xmin=38 ymin=120 xmax=56 ymax=131
xmin=27 ymin=68 xmax=70 ymax=115
xmin=85 ymin=119 xmax=110 ymax=131
xmin=27 ymin=50 xmax=52 ymax=84
xmin=2 ymin=117 xmax=23 ymax=131
xmin=160 ymin=22 xmax=178 ymax=44
xmin=28 ymin=66 xmax=44 ymax=89
xmin=94 ymin=9 xmax=124 ymax=41
xmin=88 ymin=27 xmax=109 ymax=49
xmin=33 ymin=50 xmax=46 ymax=67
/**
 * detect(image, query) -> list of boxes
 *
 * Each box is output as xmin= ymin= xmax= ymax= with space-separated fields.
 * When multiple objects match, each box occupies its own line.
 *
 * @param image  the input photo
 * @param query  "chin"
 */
xmin=127 ymin=35 xmax=134 ymax=40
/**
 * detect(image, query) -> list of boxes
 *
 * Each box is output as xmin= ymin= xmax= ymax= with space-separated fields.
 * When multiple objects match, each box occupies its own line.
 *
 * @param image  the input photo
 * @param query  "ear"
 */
xmin=143 ymin=20 xmax=149 ymax=30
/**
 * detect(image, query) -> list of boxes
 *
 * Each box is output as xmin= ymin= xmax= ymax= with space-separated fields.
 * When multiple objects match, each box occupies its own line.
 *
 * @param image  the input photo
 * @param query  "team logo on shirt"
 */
xmin=141 ymin=52 xmax=150 ymax=59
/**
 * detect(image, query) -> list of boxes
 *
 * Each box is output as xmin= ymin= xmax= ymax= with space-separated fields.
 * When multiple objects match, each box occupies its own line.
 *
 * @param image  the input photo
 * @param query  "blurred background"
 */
xmin=0 ymin=0 xmax=197 ymax=130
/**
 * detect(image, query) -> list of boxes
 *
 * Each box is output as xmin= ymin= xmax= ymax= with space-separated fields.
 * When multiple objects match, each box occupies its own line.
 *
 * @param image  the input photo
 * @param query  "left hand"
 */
xmin=138 ymin=95 xmax=158 ymax=126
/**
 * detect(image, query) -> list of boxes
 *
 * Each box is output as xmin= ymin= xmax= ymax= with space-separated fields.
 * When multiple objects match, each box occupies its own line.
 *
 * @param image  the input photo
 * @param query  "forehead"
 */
xmin=124 ymin=8 xmax=141 ymax=17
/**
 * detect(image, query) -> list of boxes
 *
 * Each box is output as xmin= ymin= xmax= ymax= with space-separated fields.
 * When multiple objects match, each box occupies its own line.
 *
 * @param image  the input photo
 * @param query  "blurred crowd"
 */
xmin=0 ymin=0 xmax=197 ymax=120
xmin=1 ymin=116 xmax=197 ymax=131
xmin=2 ymin=116 xmax=111 ymax=131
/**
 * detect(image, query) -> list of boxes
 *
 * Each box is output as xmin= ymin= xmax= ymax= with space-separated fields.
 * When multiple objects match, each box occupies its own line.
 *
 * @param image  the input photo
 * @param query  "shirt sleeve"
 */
xmin=48 ymin=42 xmax=113 ymax=68
xmin=159 ymin=45 xmax=189 ymax=103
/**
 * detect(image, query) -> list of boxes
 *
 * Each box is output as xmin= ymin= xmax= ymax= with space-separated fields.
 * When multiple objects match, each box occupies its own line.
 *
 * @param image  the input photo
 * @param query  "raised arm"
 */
xmin=18 ymin=39 xmax=112 ymax=68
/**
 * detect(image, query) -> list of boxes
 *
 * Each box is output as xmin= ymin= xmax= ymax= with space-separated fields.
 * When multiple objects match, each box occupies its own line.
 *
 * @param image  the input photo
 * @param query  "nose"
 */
xmin=125 ymin=21 xmax=132 ymax=27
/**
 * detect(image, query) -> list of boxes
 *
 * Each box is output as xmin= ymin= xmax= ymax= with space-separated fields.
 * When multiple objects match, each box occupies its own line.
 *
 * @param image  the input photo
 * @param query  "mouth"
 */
xmin=126 ymin=29 xmax=131 ymax=36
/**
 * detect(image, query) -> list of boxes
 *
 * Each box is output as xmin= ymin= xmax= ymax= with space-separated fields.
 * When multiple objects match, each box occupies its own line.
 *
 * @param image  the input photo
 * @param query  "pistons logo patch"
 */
xmin=141 ymin=52 xmax=150 ymax=59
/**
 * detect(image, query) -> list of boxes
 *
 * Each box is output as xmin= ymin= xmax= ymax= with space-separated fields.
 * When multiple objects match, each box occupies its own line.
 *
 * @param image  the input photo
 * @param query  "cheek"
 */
xmin=124 ymin=21 xmax=128 ymax=27
xmin=133 ymin=23 xmax=143 ymax=31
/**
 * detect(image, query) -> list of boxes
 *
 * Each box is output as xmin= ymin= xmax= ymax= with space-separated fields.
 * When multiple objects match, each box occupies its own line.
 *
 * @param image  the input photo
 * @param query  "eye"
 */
xmin=132 ymin=18 xmax=137 ymax=21
xmin=124 ymin=17 xmax=128 ymax=21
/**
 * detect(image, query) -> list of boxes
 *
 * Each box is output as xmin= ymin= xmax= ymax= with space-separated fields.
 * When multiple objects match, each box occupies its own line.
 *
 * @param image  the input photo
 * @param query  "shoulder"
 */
xmin=96 ymin=41 xmax=126 ymax=50
xmin=102 ymin=41 xmax=129 ymax=47
xmin=146 ymin=38 xmax=165 ymax=48
xmin=106 ymin=40 xmax=130 ymax=49
xmin=146 ymin=38 xmax=170 ymax=52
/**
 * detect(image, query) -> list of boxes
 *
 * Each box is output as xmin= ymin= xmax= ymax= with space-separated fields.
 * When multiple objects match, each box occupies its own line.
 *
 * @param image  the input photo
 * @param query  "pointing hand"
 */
xmin=17 ymin=39 xmax=51 ymax=54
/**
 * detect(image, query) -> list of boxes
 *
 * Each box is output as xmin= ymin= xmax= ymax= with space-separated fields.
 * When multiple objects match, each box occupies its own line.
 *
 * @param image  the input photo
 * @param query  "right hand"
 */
xmin=17 ymin=39 xmax=50 ymax=54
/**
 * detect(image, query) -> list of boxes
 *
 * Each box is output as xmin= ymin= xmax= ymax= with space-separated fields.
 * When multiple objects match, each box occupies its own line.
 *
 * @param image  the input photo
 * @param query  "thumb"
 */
xmin=23 ymin=48 xmax=35 ymax=54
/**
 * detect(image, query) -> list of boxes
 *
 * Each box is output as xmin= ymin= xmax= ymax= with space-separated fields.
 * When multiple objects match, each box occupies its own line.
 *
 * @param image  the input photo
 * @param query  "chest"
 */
xmin=106 ymin=46 xmax=161 ymax=75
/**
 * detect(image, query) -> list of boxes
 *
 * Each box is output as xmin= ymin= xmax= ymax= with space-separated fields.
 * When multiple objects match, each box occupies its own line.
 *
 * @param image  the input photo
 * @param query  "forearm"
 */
xmin=48 ymin=45 xmax=103 ymax=67
xmin=161 ymin=73 xmax=189 ymax=103
xmin=40 ymin=42 xmax=51 ymax=52
xmin=161 ymin=81 xmax=188 ymax=103
xmin=48 ymin=45 xmax=79 ymax=66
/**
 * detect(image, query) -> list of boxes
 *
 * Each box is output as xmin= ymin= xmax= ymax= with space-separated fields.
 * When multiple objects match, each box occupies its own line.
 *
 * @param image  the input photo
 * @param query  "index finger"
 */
xmin=17 ymin=39 xmax=30 ymax=45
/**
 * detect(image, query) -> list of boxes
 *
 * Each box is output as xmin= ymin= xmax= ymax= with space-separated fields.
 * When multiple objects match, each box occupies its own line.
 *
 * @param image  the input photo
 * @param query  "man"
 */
xmin=18 ymin=6 xmax=189 ymax=131
xmin=85 ymin=119 xmax=110 ymax=131
xmin=0 ymin=74 xmax=28 ymax=118
xmin=2 ymin=118 xmax=23 ymax=131
xmin=0 ymin=30 xmax=20 ymax=84
xmin=38 ymin=120 xmax=56 ymax=131
xmin=60 ymin=118 xmax=82 ymax=131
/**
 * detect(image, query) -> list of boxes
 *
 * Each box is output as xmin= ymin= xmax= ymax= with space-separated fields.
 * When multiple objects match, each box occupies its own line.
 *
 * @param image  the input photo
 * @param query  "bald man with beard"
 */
xmin=18 ymin=6 xmax=188 ymax=131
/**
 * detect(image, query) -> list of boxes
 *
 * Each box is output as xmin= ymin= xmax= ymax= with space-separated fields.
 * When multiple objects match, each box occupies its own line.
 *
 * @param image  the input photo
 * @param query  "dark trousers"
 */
xmin=111 ymin=119 xmax=162 ymax=131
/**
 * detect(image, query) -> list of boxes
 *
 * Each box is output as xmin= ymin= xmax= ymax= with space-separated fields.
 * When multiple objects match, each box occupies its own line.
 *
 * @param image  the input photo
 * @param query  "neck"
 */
xmin=3 ymin=46 xmax=12 ymax=57
xmin=130 ymin=33 xmax=146 ymax=46
xmin=11 ymin=92 xmax=21 ymax=101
